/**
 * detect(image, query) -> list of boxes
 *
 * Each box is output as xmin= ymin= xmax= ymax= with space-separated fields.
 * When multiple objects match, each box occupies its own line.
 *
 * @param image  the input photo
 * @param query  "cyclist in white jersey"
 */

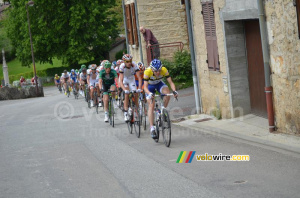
xmin=87 ymin=64 xmax=100 ymax=107
xmin=119 ymin=54 xmax=142 ymax=122
xmin=79 ymin=68 xmax=88 ymax=96
xmin=61 ymin=70 xmax=70 ymax=95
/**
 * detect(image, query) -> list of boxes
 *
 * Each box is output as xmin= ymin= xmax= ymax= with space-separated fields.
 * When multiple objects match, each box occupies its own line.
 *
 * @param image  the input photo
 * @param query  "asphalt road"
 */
xmin=1 ymin=86 xmax=300 ymax=198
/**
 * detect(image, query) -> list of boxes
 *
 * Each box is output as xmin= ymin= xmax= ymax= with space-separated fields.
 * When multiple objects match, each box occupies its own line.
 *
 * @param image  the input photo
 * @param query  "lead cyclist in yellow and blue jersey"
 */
xmin=143 ymin=59 xmax=178 ymax=139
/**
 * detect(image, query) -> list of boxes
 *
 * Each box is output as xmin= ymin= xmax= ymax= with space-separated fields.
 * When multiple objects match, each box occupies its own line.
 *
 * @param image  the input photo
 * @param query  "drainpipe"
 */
xmin=122 ymin=0 xmax=129 ymax=53
xmin=134 ymin=0 xmax=143 ymax=63
xmin=257 ymin=0 xmax=275 ymax=132
xmin=185 ymin=0 xmax=202 ymax=114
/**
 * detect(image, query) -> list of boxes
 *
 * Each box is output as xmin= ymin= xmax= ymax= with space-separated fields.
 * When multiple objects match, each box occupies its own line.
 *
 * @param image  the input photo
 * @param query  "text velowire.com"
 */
xmin=196 ymin=153 xmax=250 ymax=161
xmin=176 ymin=151 xmax=250 ymax=163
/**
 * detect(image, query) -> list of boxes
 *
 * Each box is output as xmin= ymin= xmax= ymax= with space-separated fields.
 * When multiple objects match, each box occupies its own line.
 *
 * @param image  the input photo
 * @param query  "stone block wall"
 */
xmin=265 ymin=0 xmax=300 ymax=134
xmin=190 ymin=0 xmax=231 ymax=118
xmin=126 ymin=0 xmax=189 ymax=65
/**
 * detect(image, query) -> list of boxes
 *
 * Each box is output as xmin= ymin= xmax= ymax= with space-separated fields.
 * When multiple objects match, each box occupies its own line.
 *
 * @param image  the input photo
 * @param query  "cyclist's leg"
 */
xmin=129 ymin=79 xmax=139 ymax=108
xmin=146 ymin=84 xmax=156 ymax=127
xmin=103 ymin=84 xmax=110 ymax=112
xmin=110 ymin=84 xmax=116 ymax=97
xmin=90 ymin=86 xmax=94 ymax=102
xmin=123 ymin=78 xmax=130 ymax=111
xmin=159 ymin=81 xmax=170 ymax=107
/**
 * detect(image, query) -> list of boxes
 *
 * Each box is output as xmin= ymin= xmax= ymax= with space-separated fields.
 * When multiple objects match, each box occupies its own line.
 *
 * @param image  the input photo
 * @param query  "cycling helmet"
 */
xmin=81 ymin=64 xmax=86 ymax=69
xmin=63 ymin=70 xmax=67 ymax=73
xmin=104 ymin=61 xmax=112 ymax=69
xmin=112 ymin=61 xmax=117 ymax=66
xmin=55 ymin=74 xmax=58 ymax=76
xmin=137 ymin=62 xmax=145 ymax=71
xmin=100 ymin=60 xmax=109 ymax=67
xmin=91 ymin=64 xmax=97 ymax=70
xmin=75 ymin=69 xmax=79 ymax=73
xmin=71 ymin=69 xmax=75 ymax=73
xmin=122 ymin=54 xmax=133 ymax=61
xmin=116 ymin=59 xmax=123 ymax=66
xmin=150 ymin=59 xmax=162 ymax=71
xmin=82 ymin=68 xmax=87 ymax=72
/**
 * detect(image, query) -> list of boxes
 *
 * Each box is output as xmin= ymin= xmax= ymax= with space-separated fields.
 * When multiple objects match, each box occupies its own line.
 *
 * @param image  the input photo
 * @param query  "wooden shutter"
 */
xmin=202 ymin=1 xmax=219 ymax=71
xmin=296 ymin=0 xmax=300 ymax=39
xmin=130 ymin=3 xmax=139 ymax=47
xmin=125 ymin=4 xmax=134 ymax=45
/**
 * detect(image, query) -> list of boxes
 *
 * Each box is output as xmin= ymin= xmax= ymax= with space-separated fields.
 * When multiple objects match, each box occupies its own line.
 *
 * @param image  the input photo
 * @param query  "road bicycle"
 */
xmin=57 ymin=83 xmax=62 ymax=93
xmin=106 ymin=90 xmax=118 ymax=127
xmin=66 ymin=81 xmax=71 ymax=97
xmin=73 ymin=82 xmax=79 ymax=99
xmin=139 ymin=91 xmax=147 ymax=131
xmin=118 ymin=88 xmax=125 ymax=111
xmin=152 ymin=94 xmax=177 ymax=147
xmin=126 ymin=91 xmax=141 ymax=138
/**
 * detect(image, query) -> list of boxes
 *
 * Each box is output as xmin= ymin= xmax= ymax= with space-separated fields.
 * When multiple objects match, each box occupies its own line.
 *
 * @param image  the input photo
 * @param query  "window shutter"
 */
xmin=130 ymin=3 xmax=139 ymax=47
xmin=296 ymin=0 xmax=300 ymax=39
xmin=202 ymin=1 xmax=219 ymax=71
xmin=125 ymin=4 xmax=134 ymax=45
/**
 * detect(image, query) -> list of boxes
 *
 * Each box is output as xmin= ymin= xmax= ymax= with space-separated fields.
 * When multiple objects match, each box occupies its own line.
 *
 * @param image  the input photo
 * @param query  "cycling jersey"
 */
xmin=80 ymin=72 xmax=87 ymax=81
xmin=54 ymin=76 xmax=60 ymax=80
xmin=70 ymin=73 xmax=77 ymax=82
xmin=61 ymin=73 xmax=70 ymax=79
xmin=99 ymin=69 xmax=118 ymax=85
xmin=143 ymin=67 xmax=170 ymax=85
xmin=119 ymin=62 xmax=139 ymax=79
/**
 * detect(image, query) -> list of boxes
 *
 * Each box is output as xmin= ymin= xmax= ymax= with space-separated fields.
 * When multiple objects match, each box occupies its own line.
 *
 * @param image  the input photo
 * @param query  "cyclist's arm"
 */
xmin=119 ymin=73 xmax=126 ymax=91
xmin=99 ymin=78 xmax=103 ymax=91
xmin=136 ymin=71 xmax=142 ymax=90
xmin=166 ymin=76 xmax=176 ymax=92
xmin=87 ymin=74 xmax=90 ymax=85
xmin=143 ymin=80 xmax=151 ymax=95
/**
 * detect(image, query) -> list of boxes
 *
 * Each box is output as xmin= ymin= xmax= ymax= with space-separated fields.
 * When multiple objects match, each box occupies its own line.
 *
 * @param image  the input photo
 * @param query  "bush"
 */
xmin=161 ymin=50 xmax=192 ymax=82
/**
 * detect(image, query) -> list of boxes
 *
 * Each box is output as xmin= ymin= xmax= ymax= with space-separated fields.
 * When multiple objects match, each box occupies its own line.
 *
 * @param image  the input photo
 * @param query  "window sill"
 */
xmin=209 ymin=69 xmax=222 ymax=74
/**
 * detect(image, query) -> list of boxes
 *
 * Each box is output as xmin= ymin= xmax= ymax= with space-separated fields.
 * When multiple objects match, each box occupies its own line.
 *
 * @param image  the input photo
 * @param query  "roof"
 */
xmin=111 ymin=37 xmax=126 ymax=49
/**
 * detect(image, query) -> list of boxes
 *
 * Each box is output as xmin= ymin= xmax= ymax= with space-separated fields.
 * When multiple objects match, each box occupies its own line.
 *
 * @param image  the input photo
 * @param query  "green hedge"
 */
xmin=161 ymin=50 xmax=192 ymax=82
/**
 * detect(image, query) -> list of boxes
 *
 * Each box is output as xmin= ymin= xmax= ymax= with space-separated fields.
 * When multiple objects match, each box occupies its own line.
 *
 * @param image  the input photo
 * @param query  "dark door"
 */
xmin=245 ymin=20 xmax=267 ymax=117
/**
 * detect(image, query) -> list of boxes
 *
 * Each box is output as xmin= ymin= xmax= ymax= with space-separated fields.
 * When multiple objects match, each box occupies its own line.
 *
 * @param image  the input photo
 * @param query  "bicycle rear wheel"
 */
xmin=162 ymin=108 xmax=171 ymax=147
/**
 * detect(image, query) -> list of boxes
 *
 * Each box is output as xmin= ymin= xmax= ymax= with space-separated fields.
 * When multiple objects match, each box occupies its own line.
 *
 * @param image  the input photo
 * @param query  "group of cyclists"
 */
xmin=54 ymin=54 xmax=178 ymax=139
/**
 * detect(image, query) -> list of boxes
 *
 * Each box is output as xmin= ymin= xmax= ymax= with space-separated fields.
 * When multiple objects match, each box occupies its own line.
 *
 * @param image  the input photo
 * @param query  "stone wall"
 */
xmin=190 ymin=0 xmax=231 ymax=118
xmin=264 ymin=0 xmax=300 ymax=134
xmin=0 ymin=86 xmax=44 ymax=100
xmin=126 ymin=0 xmax=189 ymax=66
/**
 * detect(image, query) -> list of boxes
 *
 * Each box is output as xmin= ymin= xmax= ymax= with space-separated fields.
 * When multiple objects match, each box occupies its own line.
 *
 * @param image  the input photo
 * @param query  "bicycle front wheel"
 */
xmin=162 ymin=108 xmax=171 ymax=147
xmin=133 ymin=108 xmax=140 ymax=138
xmin=109 ymin=97 xmax=115 ymax=127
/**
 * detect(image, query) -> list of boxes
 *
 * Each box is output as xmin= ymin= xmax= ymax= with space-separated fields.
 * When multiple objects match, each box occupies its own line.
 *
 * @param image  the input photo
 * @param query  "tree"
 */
xmin=6 ymin=0 xmax=120 ymax=66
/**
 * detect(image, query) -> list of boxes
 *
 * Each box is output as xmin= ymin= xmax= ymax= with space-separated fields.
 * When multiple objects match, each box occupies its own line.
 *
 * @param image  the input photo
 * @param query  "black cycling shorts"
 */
xmin=102 ymin=83 xmax=116 ymax=95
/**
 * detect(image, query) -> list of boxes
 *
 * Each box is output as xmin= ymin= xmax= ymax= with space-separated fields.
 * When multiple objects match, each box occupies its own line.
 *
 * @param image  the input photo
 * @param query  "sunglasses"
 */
xmin=125 ymin=60 xmax=132 ymax=63
xmin=92 ymin=69 xmax=96 ymax=71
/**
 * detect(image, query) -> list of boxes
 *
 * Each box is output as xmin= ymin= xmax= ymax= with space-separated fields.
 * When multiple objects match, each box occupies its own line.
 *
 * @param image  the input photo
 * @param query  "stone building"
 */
xmin=123 ymin=0 xmax=300 ymax=134
xmin=187 ymin=0 xmax=300 ymax=134
xmin=123 ymin=0 xmax=189 ymax=65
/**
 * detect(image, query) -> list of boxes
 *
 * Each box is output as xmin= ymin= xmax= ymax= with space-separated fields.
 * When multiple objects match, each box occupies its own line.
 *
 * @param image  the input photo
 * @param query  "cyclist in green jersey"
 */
xmin=99 ymin=61 xmax=118 ymax=122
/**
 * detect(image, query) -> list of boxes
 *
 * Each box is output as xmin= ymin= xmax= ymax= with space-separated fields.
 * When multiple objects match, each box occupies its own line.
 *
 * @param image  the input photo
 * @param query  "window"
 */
xmin=202 ymin=1 xmax=220 ymax=71
xmin=296 ymin=0 xmax=300 ymax=39
xmin=125 ymin=3 xmax=139 ymax=46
